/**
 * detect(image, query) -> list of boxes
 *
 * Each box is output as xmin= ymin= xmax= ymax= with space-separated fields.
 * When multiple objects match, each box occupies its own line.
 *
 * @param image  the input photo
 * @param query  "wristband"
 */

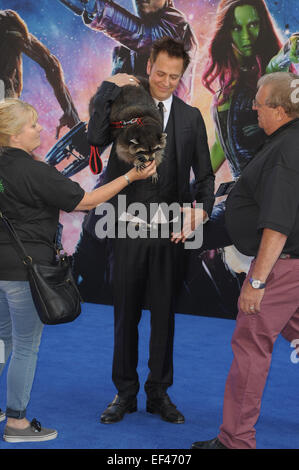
xmin=124 ymin=174 xmax=131 ymax=185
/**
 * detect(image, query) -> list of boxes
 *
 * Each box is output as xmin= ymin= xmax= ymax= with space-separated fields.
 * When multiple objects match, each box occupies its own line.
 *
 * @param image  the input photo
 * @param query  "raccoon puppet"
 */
xmin=110 ymin=78 xmax=167 ymax=182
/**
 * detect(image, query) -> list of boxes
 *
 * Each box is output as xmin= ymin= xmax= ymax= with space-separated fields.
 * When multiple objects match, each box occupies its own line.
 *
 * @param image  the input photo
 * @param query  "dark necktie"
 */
xmin=157 ymin=101 xmax=164 ymax=130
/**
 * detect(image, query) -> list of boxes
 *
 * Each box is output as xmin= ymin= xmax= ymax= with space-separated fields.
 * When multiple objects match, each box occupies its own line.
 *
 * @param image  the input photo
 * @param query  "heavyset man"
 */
xmin=192 ymin=72 xmax=299 ymax=449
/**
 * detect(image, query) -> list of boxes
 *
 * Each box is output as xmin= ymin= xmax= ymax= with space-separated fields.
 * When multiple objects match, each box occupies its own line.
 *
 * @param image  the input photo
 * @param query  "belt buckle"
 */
xmin=280 ymin=253 xmax=290 ymax=259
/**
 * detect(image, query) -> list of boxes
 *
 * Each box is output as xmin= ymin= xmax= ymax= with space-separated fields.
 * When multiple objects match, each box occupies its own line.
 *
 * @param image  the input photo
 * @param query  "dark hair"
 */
xmin=202 ymin=0 xmax=282 ymax=102
xmin=150 ymin=37 xmax=190 ymax=74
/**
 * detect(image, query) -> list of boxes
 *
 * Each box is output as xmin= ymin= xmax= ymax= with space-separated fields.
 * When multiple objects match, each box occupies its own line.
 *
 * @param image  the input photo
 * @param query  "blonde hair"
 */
xmin=0 ymin=99 xmax=38 ymax=146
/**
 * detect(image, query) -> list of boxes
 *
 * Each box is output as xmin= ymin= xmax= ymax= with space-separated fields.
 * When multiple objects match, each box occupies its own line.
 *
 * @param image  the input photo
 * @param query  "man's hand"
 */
xmin=238 ymin=229 xmax=287 ymax=314
xmin=239 ymin=279 xmax=265 ymax=315
xmin=106 ymin=73 xmax=140 ymax=88
xmin=171 ymin=207 xmax=208 ymax=244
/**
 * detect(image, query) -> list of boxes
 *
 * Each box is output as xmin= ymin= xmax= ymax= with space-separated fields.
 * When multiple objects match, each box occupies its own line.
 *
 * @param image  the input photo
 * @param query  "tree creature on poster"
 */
xmin=0 ymin=9 xmax=80 ymax=138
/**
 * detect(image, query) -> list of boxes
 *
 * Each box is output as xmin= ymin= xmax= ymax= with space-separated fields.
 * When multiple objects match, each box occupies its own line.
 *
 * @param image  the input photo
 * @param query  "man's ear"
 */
xmin=277 ymin=106 xmax=288 ymax=121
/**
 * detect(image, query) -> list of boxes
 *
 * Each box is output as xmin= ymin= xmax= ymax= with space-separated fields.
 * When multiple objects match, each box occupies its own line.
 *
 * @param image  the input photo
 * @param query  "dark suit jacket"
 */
xmin=88 ymin=80 xmax=215 ymax=216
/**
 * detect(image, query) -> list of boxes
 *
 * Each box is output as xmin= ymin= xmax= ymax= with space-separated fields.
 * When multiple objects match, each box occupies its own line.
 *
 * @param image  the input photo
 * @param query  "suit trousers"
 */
xmin=218 ymin=258 xmax=299 ymax=449
xmin=112 ymin=233 xmax=184 ymax=399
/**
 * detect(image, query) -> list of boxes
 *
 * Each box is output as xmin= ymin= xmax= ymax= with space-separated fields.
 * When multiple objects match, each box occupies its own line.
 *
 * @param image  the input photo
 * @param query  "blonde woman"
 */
xmin=0 ymin=99 xmax=156 ymax=443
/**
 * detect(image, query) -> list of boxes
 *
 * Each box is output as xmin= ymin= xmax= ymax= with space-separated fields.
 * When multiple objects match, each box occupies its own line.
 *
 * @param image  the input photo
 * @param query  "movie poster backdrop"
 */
xmin=2 ymin=0 xmax=299 ymax=318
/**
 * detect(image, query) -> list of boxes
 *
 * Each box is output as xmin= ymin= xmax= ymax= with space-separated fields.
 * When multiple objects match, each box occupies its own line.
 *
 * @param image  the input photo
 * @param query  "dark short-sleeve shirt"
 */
xmin=0 ymin=147 xmax=85 ymax=280
xmin=225 ymin=118 xmax=299 ymax=257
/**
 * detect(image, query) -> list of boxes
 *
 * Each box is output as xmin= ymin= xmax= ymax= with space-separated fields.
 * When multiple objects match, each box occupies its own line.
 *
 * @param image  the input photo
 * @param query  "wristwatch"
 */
xmin=249 ymin=278 xmax=266 ymax=289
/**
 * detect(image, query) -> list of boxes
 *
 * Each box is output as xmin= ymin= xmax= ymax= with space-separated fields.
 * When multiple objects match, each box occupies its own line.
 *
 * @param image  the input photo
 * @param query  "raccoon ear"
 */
xmin=130 ymin=139 xmax=139 ymax=145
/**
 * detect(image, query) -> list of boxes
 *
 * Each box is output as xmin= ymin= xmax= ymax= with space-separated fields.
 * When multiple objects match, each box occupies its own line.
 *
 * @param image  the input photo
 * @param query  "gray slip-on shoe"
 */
xmin=3 ymin=418 xmax=57 ymax=443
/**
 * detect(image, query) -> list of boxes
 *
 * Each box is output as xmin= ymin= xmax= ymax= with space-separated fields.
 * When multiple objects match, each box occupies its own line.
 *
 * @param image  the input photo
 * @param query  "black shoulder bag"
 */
xmin=0 ymin=211 xmax=82 ymax=325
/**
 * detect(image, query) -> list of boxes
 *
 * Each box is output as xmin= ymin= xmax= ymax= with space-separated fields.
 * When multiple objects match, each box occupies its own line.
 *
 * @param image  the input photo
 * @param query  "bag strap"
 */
xmin=0 ymin=211 xmax=33 ymax=266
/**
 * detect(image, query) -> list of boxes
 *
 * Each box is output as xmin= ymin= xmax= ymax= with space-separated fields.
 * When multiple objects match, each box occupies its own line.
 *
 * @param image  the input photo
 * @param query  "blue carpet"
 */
xmin=0 ymin=303 xmax=298 ymax=450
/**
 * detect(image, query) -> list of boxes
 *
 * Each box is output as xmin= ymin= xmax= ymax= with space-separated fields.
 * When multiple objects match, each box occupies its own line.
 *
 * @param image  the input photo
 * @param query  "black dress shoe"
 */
xmin=146 ymin=393 xmax=185 ymax=423
xmin=100 ymin=395 xmax=137 ymax=423
xmin=191 ymin=437 xmax=228 ymax=449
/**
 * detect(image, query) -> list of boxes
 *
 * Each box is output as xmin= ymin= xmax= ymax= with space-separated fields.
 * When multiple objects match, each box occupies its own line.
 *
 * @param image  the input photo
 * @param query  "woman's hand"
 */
xmin=75 ymin=162 xmax=156 ymax=211
xmin=127 ymin=161 xmax=157 ymax=182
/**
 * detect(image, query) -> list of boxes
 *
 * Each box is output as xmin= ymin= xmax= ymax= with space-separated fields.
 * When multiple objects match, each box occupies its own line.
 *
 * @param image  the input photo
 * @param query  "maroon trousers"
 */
xmin=218 ymin=258 xmax=299 ymax=449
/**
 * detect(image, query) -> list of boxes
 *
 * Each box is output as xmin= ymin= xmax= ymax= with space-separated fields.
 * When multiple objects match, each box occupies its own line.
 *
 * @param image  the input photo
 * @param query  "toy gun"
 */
xmin=58 ymin=0 xmax=101 ymax=23
xmin=45 ymin=121 xmax=92 ymax=177
xmin=266 ymin=33 xmax=299 ymax=73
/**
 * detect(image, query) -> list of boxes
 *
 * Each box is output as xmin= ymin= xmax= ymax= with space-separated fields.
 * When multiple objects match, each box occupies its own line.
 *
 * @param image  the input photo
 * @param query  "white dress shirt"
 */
xmin=153 ymin=95 xmax=173 ymax=131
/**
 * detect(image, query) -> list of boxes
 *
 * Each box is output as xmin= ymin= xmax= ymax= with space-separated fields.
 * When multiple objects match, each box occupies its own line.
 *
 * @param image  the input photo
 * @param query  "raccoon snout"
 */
xmin=136 ymin=154 xmax=148 ymax=163
xmin=134 ymin=159 xmax=147 ymax=171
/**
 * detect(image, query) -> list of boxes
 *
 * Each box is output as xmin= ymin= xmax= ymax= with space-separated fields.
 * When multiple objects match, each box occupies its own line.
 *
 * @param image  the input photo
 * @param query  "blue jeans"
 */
xmin=0 ymin=281 xmax=44 ymax=419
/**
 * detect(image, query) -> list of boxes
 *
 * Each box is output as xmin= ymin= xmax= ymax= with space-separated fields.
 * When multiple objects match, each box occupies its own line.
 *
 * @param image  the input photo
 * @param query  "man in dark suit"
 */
xmin=88 ymin=38 xmax=215 ymax=424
